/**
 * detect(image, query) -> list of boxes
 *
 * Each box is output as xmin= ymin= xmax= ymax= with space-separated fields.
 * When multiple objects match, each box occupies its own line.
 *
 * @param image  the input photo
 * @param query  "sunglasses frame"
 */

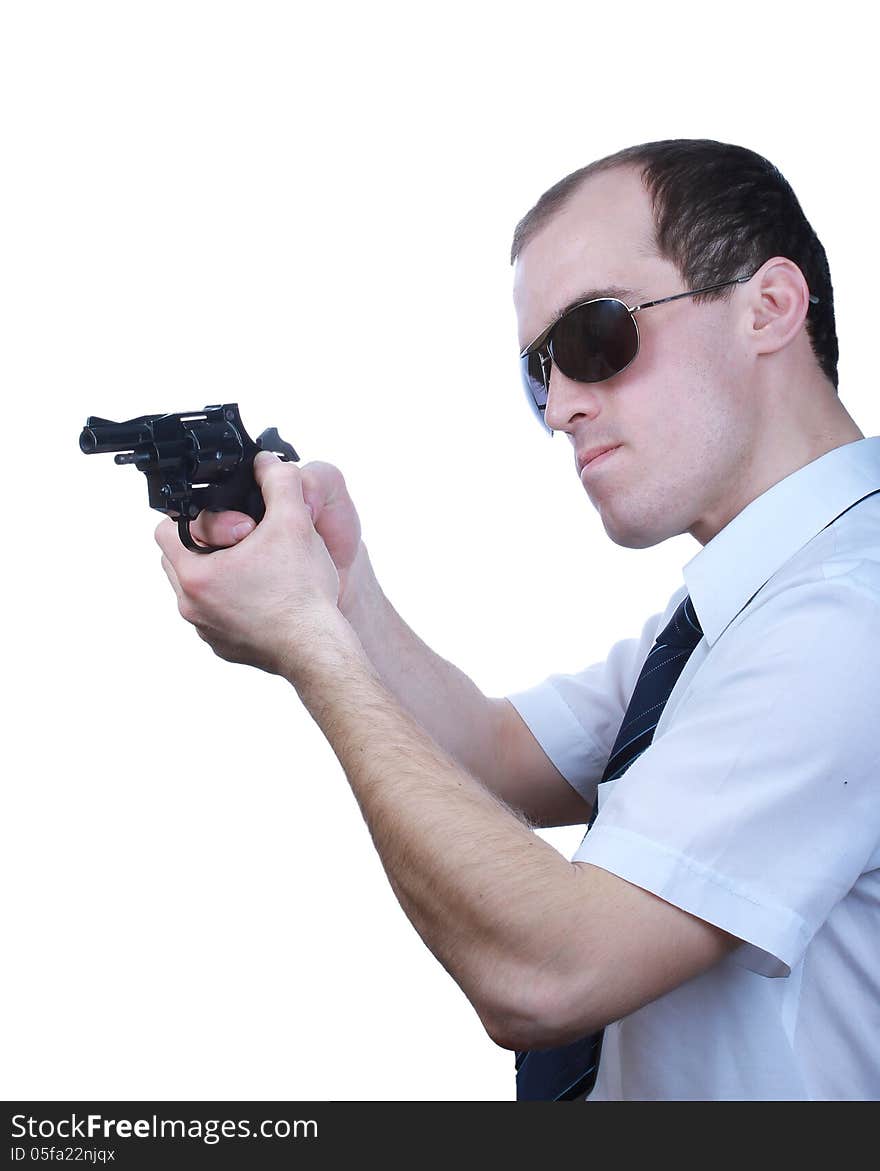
xmin=520 ymin=269 xmax=821 ymax=435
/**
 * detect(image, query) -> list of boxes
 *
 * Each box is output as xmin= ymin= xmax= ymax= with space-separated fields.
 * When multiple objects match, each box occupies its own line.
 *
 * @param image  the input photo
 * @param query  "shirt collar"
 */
xmin=683 ymin=437 xmax=880 ymax=646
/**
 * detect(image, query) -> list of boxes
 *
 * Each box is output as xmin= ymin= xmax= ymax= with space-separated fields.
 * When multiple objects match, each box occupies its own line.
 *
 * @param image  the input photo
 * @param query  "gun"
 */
xmin=79 ymin=403 xmax=299 ymax=552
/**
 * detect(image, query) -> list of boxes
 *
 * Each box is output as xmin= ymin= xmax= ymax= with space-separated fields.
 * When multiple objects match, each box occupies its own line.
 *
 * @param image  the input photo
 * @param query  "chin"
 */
xmin=601 ymin=512 xmax=676 ymax=550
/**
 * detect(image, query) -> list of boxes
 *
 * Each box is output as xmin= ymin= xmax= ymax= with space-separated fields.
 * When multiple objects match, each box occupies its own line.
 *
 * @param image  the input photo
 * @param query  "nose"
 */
xmin=542 ymin=365 xmax=603 ymax=434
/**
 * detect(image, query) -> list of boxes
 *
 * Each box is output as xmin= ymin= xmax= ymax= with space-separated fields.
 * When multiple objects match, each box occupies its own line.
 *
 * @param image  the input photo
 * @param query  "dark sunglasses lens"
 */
xmin=550 ymin=299 xmax=638 ymax=383
xmin=520 ymin=350 xmax=552 ymax=432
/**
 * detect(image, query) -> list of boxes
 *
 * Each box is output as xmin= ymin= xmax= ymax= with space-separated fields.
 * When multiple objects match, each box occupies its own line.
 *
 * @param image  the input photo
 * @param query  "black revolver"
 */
xmin=79 ymin=403 xmax=299 ymax=552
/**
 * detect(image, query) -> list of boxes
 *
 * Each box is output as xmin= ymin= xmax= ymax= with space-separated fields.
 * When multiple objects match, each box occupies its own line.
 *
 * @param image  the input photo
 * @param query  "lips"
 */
xmin=577 ymin=445 xmax=620 ymax=474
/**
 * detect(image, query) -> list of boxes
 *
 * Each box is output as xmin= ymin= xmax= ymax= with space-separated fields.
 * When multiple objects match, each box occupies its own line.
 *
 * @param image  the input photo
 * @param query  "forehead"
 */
xmin=513 ymin=166 xmax=661 ymax=346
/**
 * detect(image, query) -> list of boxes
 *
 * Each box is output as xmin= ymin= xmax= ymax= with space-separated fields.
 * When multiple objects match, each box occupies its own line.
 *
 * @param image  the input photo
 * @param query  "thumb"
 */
xmin=253 ymin=450 xmax=306 ymax=516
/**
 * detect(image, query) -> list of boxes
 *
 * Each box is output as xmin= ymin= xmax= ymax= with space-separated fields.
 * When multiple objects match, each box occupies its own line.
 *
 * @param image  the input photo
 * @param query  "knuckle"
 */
xmin=312 ymin=459 xmax=343 ymax=483
xmin=303 ymin=460 xmax=347 ymax=502
xmin=185 ymin=572 xmax=207 ymax=600
xmin=177 ymin=563 xmax=206 ymax=599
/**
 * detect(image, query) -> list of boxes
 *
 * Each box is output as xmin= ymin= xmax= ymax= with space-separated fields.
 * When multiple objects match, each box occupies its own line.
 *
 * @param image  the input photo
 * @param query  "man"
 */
xmin=155 ymin=139 xmax=880 ymax=1100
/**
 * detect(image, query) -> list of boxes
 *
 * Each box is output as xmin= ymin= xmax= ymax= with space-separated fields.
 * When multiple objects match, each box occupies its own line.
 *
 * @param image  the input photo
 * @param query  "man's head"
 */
xmin=511 ymin=139 xmax=858 ymax=548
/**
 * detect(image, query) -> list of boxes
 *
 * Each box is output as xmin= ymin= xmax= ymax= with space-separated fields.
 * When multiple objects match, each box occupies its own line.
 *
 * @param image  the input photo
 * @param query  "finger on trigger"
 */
xmin=189 ymin=509 xmax=255 ymax=547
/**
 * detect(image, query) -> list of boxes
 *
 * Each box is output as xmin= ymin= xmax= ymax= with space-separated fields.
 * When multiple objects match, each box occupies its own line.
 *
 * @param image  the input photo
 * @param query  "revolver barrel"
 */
xmin=79 ymin=418 xmax=155 ymax=455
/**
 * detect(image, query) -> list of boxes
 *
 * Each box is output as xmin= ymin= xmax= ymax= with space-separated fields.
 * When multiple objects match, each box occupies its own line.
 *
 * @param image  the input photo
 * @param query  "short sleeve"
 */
xmin=504 ymin=587 xmax=687 ymax=806
xmin=573 ymin=574 xmax=880 ymax=978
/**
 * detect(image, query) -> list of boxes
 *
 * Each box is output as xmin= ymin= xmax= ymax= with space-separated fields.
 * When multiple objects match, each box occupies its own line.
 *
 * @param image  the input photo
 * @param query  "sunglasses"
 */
xmin=520 ymin=269 xmax=820 ymax=434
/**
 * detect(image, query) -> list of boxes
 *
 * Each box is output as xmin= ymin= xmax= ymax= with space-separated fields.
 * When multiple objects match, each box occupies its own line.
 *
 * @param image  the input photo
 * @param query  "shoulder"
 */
xmin=706 ymin=551 xmax=880 ymax=682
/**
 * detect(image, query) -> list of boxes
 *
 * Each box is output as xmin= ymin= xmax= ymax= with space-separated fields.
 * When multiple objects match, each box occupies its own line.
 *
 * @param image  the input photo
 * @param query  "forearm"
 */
xmin=339 ymin=543 xmax=504 ymax=787
xmin=291 ymin=621 xmax=584 ymax=1047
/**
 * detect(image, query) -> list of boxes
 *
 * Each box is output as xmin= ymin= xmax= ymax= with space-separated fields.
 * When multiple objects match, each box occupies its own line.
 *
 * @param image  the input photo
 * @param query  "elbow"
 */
xmin=477 ymin=968 xmax=603 ymax=1053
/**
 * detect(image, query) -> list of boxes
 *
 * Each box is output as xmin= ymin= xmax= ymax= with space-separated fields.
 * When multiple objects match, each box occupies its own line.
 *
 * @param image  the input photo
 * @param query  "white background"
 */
xmin=2 ymin=1 xmax=878 ymax=1101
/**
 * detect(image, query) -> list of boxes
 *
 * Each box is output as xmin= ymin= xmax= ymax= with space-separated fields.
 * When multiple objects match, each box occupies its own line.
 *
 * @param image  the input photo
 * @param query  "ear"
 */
xmin=746 ymin=257 xmax=814 ymax=358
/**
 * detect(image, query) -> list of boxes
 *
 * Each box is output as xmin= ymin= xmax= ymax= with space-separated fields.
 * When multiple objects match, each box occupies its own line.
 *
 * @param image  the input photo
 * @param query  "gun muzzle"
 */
xmin=79 ymin=420 xmax=152 ymax=455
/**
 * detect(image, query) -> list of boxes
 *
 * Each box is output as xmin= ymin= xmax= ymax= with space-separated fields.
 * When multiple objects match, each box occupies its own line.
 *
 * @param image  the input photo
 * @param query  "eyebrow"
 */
xmin=522 ymin=286 xmax=639 ymax=352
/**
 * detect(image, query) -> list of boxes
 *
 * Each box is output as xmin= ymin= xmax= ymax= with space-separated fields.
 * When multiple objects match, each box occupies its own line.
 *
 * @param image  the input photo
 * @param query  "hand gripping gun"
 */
xmin=79 ymin=403 xmax=299 ymax=552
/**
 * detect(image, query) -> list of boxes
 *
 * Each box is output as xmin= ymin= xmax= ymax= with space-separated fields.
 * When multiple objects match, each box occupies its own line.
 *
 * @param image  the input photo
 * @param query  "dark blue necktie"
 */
xmin=515 ymin=593 xmax=704 ymax=1101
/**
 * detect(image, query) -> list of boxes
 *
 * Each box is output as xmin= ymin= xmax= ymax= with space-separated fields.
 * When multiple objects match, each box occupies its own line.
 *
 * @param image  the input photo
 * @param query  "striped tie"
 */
xmin=515 ymin=594 xmax=704 ymax=1101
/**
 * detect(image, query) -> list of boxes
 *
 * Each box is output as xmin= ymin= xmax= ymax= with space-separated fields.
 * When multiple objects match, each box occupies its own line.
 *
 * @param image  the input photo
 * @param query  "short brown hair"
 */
xmin=510 ymin=139 xmax=838 ymax=389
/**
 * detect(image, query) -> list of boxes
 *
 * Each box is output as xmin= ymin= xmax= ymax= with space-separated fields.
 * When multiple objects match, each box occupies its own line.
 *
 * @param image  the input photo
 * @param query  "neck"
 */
xmin=690 ymin=374 xmax=865 ymax=547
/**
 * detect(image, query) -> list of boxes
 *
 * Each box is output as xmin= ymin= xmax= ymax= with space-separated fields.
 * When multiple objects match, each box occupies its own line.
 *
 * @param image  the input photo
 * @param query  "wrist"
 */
xmin=279 ymin=605 xmax=375 ymax=693
xmin=339 ymin=542 xmax=384 ymax=629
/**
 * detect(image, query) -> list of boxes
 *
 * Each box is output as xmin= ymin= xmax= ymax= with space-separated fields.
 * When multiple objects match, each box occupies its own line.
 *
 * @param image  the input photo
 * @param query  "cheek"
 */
xmin=633 ymin=332 xmax=733 ymax=455
xmin=613 ymin=332 xmax=752 ymax=545
xmin=613 ymin=380 xmax=718 ymax=522
xmin=647 ymin=396 xmax=731 ymax=497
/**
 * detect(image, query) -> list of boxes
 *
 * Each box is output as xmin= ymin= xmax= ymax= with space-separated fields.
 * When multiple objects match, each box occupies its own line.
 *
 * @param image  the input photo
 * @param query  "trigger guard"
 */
xmin=177 ymin=516 xmax=219 ymax=554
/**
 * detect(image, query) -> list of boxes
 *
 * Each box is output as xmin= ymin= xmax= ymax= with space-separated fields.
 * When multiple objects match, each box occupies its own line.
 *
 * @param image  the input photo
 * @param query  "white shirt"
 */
xmin=505 ymin=437 xmax=880 ymax=1101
